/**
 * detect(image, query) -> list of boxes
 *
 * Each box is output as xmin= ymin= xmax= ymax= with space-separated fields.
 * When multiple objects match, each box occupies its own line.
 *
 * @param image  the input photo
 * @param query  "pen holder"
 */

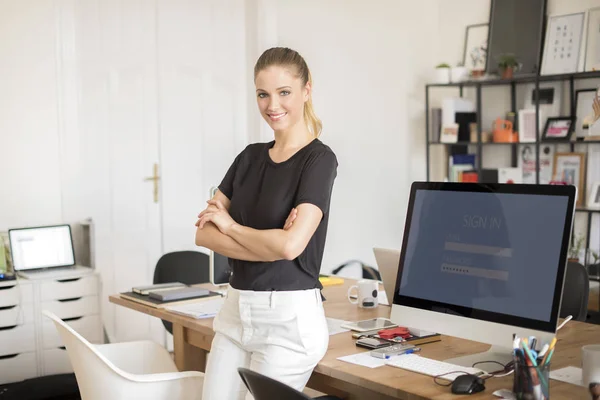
xmin=513 ymin=361 xmax=550 ymax=400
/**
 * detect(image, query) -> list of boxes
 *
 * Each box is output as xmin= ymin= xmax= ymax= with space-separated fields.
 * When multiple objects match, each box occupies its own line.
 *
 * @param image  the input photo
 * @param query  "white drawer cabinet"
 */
xmin=0 ymin=303 xmax=34 ymax=328
xmin=0 ymin=281 xmax=33 ymax=307
xmin=42 ymin=348 xmax=73 ymax=376
xmin=42 ymin=314 xmax=102 ymax=349
xmin=40 ymin=275 xmax=98 ymax=301
xmin=0 ymin=353 xmax=38 ymax=384
xmin=0 ymin=273 xmax=103 ymax=384
xmin=0 ymin=324 xmax=36 ymax=356
xmin=42 ymin=296 xmax=99 ymax=320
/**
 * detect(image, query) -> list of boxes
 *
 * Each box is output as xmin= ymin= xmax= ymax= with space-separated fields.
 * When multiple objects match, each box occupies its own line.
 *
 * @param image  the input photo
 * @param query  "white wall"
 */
xmin=0 ymin=1 xmax=64 ymax=230
xmin=249 ymin=0 xmax=440 ymax=274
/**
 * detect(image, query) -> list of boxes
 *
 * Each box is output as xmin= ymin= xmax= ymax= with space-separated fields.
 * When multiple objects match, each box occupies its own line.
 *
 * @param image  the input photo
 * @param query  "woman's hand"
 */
xmin=196 ymin=200 xmax=237 ymax=235
xmin=195 ymin=203 xmax=218 ymax=227
xmin=283 ymin=208 xmax=297 ymax=230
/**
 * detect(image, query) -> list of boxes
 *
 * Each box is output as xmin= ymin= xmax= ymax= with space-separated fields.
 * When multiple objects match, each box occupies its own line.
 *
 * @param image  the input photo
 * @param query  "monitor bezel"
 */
xmin=8 ymin=224 xmax=76 ymax=271
xmin=392 ymin=182 xmax=576 ymax=334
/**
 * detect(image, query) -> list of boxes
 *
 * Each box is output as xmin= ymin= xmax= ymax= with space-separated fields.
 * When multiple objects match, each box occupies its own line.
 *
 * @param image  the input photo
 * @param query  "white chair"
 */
xmin=42 ymin=310 xmax=204 ymax=400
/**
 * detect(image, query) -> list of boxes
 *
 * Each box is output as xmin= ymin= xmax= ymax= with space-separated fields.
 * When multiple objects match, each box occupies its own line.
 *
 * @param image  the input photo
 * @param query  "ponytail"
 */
xmin=303 ymin=70 xmax=322 ymax=137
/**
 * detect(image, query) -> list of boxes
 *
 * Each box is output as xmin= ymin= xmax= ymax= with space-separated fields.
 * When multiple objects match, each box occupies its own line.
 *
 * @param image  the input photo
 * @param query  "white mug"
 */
xmin=347 ymin=279 xmax=379 ymax=308
xmin=582 ymin=344 xmax=600 ymax=387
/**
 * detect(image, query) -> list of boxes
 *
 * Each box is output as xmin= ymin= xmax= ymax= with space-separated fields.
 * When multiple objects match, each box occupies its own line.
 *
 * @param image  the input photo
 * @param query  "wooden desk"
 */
xmin=110 ymin=280 xmax=595 ymax=399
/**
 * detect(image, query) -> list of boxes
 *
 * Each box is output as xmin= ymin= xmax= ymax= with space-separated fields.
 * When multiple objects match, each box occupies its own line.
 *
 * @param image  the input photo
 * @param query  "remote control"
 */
xmin=370 ymin=343 xmax=419 ymax=359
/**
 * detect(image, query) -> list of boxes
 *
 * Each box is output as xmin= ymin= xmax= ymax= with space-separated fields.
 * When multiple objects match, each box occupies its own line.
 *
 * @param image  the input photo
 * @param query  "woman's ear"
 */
xmin=304 ymin=81 xmax=311 ymax=102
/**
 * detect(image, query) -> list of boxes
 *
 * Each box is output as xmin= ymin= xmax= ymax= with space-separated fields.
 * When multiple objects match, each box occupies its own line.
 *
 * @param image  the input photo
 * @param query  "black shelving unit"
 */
xmin=425 ymin=70 xmax=600 ymax=182
xmin=425 ymin=70 xmax=600 ymax=279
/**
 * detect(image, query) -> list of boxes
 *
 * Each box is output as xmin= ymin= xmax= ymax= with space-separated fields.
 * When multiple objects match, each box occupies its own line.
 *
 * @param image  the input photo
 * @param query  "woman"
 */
xmin=195 ymin=47 xmax=338 ymax=400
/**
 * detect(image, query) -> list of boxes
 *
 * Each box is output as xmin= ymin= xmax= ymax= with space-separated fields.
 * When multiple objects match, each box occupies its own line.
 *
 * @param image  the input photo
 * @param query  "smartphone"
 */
xmin=341 ymin=318 xmax=398 ymax=332
xmin=355 ymin=337 xmax=394 ymax=350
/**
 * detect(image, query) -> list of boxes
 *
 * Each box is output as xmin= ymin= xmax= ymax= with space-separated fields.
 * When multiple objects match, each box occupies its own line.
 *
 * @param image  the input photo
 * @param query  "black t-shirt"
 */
xmin=218 ymin=139 xmax=338 ymax=291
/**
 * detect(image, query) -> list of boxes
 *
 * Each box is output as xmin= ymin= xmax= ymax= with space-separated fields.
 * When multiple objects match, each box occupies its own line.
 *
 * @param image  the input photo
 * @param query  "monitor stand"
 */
xmin=444 ymin=345 xmax=514 ymax=374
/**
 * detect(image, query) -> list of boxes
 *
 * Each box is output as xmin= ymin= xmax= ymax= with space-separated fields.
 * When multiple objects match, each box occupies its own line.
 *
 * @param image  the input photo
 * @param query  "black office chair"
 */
xmin=559 ymin=261 xmax=589 ymax=322
xmin=237 ymin=368 xmax=342 ymax=400
xmin=153 ymin=251 xmax=210 ymax=334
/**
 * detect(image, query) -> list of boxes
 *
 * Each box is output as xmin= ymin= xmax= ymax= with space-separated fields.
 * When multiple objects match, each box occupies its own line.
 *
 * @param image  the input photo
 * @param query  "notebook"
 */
xmin=120 ymin=289 xmax=221 ymax=308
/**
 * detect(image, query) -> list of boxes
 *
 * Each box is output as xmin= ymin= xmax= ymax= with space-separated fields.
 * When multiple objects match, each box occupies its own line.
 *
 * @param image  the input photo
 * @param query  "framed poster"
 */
xmin=541 ymin=117 xmax=575 ymax=141
xmin=463 ymin=24 xmax=488 ymax=72
xmin=575 ymin=89 xmax=599 ymax=138
xmin=541 ymin=12 xmax=585 ymax=75
xmin=552 ymin=152 xmax=586 ymax=206
xmin=585 ymin=7 xmax=600 ymax=71
xmin=588 ymin=181 xmax=600 ymax=208
xmin=518 ymin=144 xmax=554 ymax=184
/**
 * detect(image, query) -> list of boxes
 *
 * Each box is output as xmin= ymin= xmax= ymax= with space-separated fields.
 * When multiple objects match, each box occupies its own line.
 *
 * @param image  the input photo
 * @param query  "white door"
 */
xmin=76 ymin=0 xmax=248 ymax=344
xmin=154 ymin=0 xmax=248 ymax=347
xmin=95 ymin=0 xmax=163 ymax=343
xmin=158 ymin=0 xmax=247 ymax=254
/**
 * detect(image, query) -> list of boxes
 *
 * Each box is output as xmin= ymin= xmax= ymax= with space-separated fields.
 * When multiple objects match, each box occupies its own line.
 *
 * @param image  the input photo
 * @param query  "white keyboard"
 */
xmin=386 ymin=354 xmax=485 ymax=382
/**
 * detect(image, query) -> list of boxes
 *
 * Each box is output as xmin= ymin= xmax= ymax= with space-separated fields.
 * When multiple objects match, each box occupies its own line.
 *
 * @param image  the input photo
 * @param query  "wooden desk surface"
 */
xmin=110 ymin=280 xmax=595 ymax=400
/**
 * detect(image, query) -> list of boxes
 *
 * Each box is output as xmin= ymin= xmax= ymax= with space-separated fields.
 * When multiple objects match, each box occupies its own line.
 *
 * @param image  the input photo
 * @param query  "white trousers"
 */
xmin=201 ymin=287 xmax=329 ymax=400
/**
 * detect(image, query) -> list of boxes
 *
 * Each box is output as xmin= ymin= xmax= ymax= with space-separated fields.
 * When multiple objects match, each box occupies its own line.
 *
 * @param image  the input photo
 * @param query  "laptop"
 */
xmin=8 ymin=224 xmax=91 ymax=280
xmin=373 ymin=247 xmax=401 ymax=306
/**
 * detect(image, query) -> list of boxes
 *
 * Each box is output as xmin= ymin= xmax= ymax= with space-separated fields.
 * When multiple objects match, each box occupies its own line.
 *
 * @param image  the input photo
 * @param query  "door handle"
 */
xmin=144 ymin=163 xmax=160 ymax=203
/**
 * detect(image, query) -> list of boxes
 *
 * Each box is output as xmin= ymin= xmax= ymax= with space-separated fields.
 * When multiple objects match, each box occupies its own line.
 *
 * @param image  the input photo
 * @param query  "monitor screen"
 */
xmin=395 ymin=185 xmax=572 ymax=332
xmin=9 ymin=225 xmax=75 ymax=271
xmin=486 ymin=0 xmax=546 ymax=75
xmin=211 ymin=251 xmax=231 ymax=285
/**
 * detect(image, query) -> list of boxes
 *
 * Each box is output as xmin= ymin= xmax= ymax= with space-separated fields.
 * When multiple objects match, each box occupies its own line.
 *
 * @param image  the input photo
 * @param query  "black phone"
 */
xmin=355 ymin=337 xmax=394 ymax=350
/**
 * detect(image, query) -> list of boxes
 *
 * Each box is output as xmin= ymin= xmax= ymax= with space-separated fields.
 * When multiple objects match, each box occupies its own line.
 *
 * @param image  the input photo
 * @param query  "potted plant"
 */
xmin=568 ymin=233 xmax=585 ymax=263
xmin=497 ymin=53 xmax=519 ymax=79
xmin=434 ymin=63 xmax=451 ymax=84
xmin=451 ymin=62 xmax=469 ymax=83
xmin=586 ymin=248 xmax=600 ymax=277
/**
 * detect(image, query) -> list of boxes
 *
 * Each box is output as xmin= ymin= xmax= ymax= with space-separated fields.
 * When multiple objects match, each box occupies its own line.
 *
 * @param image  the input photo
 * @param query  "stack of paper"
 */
xmin=166 ymin=298 xmax=225 ymax=319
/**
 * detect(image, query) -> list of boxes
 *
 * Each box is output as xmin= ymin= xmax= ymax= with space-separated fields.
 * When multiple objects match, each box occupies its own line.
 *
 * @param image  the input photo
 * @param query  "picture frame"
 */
xmin=517 ymin=109 xmax=540 ymax=143
xmin=588 ymin=182 xmax=600 ymax=208
xmin=541 ymin=117 xmax=575 ymax=141
xmin=463 ymin=23 xmax=488 ymax=72
xmin=541 ymin=12 xmax=585 ymax=75
xmin=552 ymin=152 xmax=586 ymax=206
xmin=585 ymin=7 xmax=600 ymax=71
xmin=575 ymin=89 xmax=599 ymax=138
xmin=440 ymin=123 xmax=459 ymax=143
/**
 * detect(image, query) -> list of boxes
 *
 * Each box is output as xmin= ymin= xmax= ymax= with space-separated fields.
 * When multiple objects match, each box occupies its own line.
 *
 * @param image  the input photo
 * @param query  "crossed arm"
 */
xmin=194 ymin=190 xmax=323 ymax=262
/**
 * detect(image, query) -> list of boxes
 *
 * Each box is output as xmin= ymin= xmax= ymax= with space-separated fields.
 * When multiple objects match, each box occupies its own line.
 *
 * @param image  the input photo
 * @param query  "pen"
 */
xmin=384 ymin=347 xmax=421 ymax=359
xmin=541 ymin=337 xmax=557 ymax=366
xmin=537 ymin=344 xmax=550 ymax=359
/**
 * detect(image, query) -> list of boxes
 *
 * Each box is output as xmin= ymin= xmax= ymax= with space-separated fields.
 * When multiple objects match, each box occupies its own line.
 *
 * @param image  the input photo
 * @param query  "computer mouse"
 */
xmin=451 ymin=374 xmax=485 ymax=395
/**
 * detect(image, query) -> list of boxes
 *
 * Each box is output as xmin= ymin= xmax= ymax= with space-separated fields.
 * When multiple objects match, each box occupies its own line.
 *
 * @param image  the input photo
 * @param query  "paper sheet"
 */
xmin=326 ymin=317 xmax=352 ymax=335
xmin=338 ymin=352 xmax=387 ymax=368
xmin=549 ymin=366 xmax=584 ymax=387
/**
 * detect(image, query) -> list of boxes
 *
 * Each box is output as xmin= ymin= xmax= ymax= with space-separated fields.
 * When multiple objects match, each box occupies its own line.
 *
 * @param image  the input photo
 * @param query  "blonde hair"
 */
xmin=254 ymin=47 xmax=322 ymax=138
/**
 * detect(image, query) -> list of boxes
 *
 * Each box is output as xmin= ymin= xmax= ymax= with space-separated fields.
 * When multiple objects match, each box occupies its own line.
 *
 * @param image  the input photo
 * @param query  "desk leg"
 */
xmin=173 ymin=323 xmax=207 ymax=372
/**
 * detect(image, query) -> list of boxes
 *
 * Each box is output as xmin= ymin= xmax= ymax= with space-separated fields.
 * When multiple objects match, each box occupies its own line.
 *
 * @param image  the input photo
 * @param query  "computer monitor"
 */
xmin=9 ymin=224 xmax=76 ymax=271
xmin=210 ymin=250 xmax=231 ymax=286
xmin=390 ymin=182 xmax=576 ymax=372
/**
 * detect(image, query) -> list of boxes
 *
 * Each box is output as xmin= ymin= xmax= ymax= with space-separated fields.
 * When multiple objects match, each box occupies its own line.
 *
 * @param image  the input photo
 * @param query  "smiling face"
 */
xmin=255 ymin=65 xmax=310 ymax=134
